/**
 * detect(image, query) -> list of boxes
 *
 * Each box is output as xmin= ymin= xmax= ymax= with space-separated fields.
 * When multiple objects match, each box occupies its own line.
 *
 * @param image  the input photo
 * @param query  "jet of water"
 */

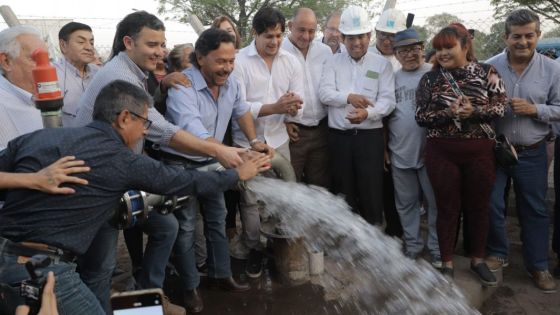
xmin=248 ymin=177 xmax=480 ymax=315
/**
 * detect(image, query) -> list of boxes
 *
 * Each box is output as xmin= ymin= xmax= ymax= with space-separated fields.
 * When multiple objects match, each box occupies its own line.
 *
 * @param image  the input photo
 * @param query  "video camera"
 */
xmin=0 ymin=255 xmax=50 ymax=315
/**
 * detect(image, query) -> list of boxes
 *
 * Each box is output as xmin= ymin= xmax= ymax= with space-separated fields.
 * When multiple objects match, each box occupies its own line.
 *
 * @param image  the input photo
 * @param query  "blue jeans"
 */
xmin=487 ymin=142 xmax=549 ymax=271
xmin=79 ymin=213 xmax=178 ymax=314
xmin=0 ymin=238 xmax=104 ymax=315
xmin=174 ymin=192 xmax=231 ymax=290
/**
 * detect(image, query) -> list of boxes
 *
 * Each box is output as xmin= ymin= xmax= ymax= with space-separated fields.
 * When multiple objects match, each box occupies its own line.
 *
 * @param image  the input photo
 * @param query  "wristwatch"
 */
xmin=249 ymin=138 xmax=262 ymax=146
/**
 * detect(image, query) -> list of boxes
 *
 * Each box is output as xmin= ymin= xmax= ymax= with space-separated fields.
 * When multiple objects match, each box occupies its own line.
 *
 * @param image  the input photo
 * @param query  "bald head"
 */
xmin=293 ymin=8 xmax=316 ymax=23
xmin=288 ymin=7 xmax=317 ymax=55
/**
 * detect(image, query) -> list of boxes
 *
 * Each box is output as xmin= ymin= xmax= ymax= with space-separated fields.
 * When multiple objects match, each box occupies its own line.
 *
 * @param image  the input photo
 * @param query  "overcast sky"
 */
xmin=0 ymin=0 xmax=495 ymax=52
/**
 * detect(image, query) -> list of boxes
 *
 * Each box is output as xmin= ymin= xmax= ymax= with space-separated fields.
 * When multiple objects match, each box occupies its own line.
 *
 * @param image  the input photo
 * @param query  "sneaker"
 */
xmin=163 ymin=294 xmax=187 ymax=315
xmin=529 ymin=270 xmax=557 ymax=293
xmin=246 ymin=249 xmax=263 ymax=278
xmin=431 ymin=255 xmax=443 ymax=269
xmin=470 ymin=262 xmax=498 ymax=287
xmin=441 ymin=267 xmax=454 ymax=281
xmin=485 ymin=256 xmax=509 ymax=272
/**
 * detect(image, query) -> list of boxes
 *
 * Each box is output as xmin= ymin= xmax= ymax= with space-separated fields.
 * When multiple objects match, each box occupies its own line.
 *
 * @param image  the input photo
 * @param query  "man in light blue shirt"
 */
xmin=161 ymin=28 xmax=272 ymax=314
xmin=0 ymin=26 xmax=46 ymax=150
xmin=54 ymin=22 xmax=99 ymax=127
xmin=486 ymin=9 xmax=560 ymax=293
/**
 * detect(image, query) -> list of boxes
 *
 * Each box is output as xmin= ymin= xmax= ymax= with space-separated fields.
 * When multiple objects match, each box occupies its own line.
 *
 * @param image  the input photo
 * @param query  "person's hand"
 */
xmin=273 ymin=92 xmax=303 ymax=116
xmin=33 ymin=156 xmax=90 ymax=194
xmin=214 ymin=146 xmax=245 ymax=168
xmin=456 ymin=95 xmax=474 ymax=119
xmin=235 ymin=153 xmax=271 ymax=181
xmin=511 ymin=97 xmax=537 ymax=117
xmin=15 ymin=271 xmax=58 ymax=315
xmin=161 ymin=72 xmax=191 ymax=93
xmin=285 ymin=123 xmax=300 ymax=142
xmin=250 ymin=141 xmax=275 ymax=158
xmin=346 ymin=108 xmax=368 ymax=124
xmin=383 ymin=149 xmax=391 ymax=172
xmin=347 ymin=94 xmax=372 ymax=109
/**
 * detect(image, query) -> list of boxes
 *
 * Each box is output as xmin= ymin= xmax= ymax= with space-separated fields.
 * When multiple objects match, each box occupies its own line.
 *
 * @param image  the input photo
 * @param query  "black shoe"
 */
xmin=196 ymin=263 xmax=208 ymax=276
xmin=183 ymin=288 xmax=203 ymax=313
xmin=246 ymin=250 xmax=263 ymax=278
xmin=209 ymin=277 xmax=250 ymax=292
xmin=471 ymin=262 xmax=498 ymax=287
xmin=441 ymin=267 xmax=454 ymax=280
xmin=553 ymin=263 xmax=560 ymax=279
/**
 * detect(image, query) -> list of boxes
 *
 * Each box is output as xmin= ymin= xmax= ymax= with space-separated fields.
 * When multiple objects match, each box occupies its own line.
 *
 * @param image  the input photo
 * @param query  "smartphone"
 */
xmin=111 ymin=288 xmax=165 ymax=315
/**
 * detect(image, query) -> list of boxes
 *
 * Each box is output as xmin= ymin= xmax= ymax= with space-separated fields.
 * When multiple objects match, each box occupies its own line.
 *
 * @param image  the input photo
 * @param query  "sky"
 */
xmin=0 ymin=0 xmax=496 ymax=56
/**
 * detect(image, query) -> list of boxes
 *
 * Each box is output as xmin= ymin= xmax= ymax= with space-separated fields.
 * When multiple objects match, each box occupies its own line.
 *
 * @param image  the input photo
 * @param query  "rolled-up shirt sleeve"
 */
xmin=146 ymin=107 xmax=181 ymax=145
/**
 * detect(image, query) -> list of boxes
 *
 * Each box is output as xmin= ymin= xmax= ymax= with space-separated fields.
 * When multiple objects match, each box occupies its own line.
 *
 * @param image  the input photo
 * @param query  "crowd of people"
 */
xmin=0 ymin=3 xmax=559 ymax=315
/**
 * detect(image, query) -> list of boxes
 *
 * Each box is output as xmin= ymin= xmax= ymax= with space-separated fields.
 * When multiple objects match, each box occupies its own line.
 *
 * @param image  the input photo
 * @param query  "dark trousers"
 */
xmin=383 ymin=168 xmax=403 ymax=237
xmin=553 ymin=137 xmax=560 ymax=258
xmin=425 ymin=138 xmax=495 ymax=262
xmin=289 ymin=121 xmax=331 ymax=189
xmin=328 ymin=128 xmax=384 ymax=225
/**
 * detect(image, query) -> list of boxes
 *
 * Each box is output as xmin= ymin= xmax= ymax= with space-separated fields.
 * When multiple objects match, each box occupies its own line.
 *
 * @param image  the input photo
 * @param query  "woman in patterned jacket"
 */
xmin=415 ymin=23 xmax=507 ymax=286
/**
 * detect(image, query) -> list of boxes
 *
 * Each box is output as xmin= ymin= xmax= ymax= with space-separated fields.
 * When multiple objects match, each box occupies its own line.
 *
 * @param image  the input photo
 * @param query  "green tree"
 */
xmin=424 ymin=13 xmax=463 ymax=40
xmin=543 ymin=26 xmax=560 ymax=38
xmin=480 ymin=21 xmax=506 ymax=59
xmin=491 ymin=0 xmax=560 ymax=24
xmin=156 ymin=0 xmax=381 ymax=45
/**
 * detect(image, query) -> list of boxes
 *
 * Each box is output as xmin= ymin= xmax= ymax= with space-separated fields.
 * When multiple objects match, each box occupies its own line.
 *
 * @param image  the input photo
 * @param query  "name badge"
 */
xmin=366 ymin=70 xmax=379 ymax=79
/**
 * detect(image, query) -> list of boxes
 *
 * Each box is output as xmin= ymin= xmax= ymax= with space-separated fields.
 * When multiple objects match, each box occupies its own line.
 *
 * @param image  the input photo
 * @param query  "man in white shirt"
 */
xmin=54 ymin=22 xmax=99 ymax=127
xmin=283 ymin=8 xmax=332 ymax=188
xmin=0 ymin=26 xmax=46 ymax=150
xmin=368 ymin=8 xmax=407 ymax=72
xmin=319 ymin=5 xmax=396 ymax=226
xmin=232 ymin=6 xmax=305 ymax=278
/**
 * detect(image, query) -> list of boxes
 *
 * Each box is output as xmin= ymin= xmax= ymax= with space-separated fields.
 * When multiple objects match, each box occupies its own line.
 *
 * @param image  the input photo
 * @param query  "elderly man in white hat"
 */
xmin=319 ymin=5 xmax=396 ymax=226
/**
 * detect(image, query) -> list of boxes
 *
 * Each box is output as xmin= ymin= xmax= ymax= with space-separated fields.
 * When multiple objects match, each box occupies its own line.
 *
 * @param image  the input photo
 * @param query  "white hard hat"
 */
xmin=375 ymin=9 xmax=406 ymax=34
xmin=339 ymin=5 xmax=371 ymax=35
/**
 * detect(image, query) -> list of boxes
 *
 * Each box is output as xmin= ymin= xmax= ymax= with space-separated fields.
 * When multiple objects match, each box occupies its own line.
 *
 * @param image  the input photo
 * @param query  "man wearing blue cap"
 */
xmin=386 ymin=28 xmax=440 ymax=267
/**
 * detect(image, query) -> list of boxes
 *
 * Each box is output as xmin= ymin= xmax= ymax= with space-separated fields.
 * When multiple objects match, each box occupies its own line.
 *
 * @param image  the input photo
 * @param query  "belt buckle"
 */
xmin=352 ymin=129 xmax=358 ymax=136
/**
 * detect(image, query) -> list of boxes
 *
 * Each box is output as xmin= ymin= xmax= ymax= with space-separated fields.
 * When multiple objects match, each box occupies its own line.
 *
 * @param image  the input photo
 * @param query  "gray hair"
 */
xmin=167 ymin=43 xmax=194 ymax=72
xmin=92 ymin=80 xmax=152 ymax=124
xmin=0 ymin=25 xmax=41 ymax=75
xmin=505 ymin=9 xmax=540 ymax=36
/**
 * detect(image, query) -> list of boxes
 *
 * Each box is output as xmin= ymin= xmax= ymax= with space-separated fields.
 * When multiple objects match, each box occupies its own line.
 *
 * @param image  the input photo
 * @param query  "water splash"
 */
xmin=247 ymin=177 xmax=479 ymax=315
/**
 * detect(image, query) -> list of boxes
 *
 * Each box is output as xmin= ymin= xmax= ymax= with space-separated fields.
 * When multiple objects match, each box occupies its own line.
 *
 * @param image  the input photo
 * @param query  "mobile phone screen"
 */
xmin=113 ymin=305 xmax=164 ymax=315
xmin=112 ymin=290 xmax=164 ymax=315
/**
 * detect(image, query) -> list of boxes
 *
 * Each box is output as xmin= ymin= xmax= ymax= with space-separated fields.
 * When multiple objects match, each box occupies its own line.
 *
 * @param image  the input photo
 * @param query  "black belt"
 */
xmin=292 ymin=118 xmax=327 ymax=130
xmin=329 ymin=128 xmax=378 ymax=136
xmin=159 ymin=150 xmax=213 ymax=167
xmin=2 ymin=238 xmax=76 ymax=263
xmin=513 ymin=138 xmax=546 ymax=153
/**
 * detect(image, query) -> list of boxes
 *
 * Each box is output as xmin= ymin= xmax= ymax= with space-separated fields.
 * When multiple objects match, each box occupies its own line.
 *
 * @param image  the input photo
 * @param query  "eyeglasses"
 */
xmin=117 ymin=110 xmax=152 ymax=129
xmin=376 ymin=32 xmax=395 ymax=42
xmin=396 ymin=46 xmax=423 ymax=57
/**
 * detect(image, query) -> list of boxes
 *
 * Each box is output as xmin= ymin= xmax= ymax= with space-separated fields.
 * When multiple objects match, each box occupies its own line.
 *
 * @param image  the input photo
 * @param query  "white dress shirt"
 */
xmin=319 ymin=51 xmax=396 ymax=130
xmin=232 ymin=41 xmax=305 ymax=148
xmin=0 ymin=75 xmax=42 ymax=149
xmin=281 ymin=38 xmax=331 ymax=126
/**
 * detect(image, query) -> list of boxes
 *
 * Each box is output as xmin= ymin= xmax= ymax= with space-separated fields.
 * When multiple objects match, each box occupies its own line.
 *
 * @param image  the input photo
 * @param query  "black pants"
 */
xmin=553 ymin=137 xmax=560 ymax=257
xmin=328 ymin=128 xmax=385 ymax=225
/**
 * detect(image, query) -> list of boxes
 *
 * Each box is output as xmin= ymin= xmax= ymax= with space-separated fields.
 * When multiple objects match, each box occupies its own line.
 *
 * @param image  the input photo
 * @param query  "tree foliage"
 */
xmin=156 ymin=0 xmax=381 ymax=45
xmin=491 ymin=0 xmax=560 ymax=24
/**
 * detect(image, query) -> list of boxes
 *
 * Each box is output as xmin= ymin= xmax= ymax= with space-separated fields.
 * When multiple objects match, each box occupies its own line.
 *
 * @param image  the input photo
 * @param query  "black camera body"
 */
xmin=20 ymin=255 xmax=51 ymax=315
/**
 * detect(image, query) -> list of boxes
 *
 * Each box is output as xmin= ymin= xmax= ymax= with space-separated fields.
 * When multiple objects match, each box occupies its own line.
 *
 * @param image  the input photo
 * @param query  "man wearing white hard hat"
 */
xmin=369 ymin=8 xmax=407 ymax=71
xmin=319 ymin=5 xmax=396 ymax=226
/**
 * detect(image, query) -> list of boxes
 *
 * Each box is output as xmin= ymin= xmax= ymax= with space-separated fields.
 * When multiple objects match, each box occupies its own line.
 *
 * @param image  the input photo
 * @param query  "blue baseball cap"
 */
xmin=393 ymin=28 xmax=423 ymax=48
